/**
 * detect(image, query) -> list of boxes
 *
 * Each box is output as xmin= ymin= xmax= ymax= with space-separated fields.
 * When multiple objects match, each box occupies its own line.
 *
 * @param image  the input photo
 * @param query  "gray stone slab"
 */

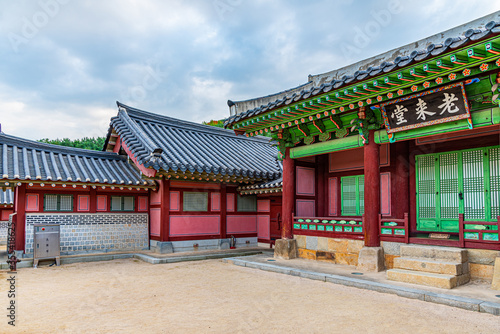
xmin=479 ymin=302 xmax=500 ymax=316
xmin=424 ymin=293 xmax=482 ymax=312
xmin=305 ymin=236 xmax=318 ymax=251
xmin=381 ymin=241 xmax=402 ymax=256
xmin=298 ymin=270 xmax=326 ymax=282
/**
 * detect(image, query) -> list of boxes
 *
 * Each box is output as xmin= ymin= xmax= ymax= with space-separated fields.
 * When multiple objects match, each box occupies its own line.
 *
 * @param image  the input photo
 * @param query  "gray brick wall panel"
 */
xmin=25 ymin=213 xmax=148 ymax=255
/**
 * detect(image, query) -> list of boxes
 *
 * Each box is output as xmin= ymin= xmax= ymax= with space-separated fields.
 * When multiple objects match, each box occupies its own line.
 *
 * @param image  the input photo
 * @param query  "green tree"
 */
xmin=38 ymin=137 xmax=106 ymax=151
xmin=202 ymin=119 xmax=225 ymax=128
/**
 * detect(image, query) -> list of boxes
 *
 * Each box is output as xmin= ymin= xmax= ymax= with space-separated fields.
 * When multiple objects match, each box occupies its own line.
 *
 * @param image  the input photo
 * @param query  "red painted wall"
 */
xmin=150 ymin=208 xmax=161 ymax=236
xmin=257 ymin=215 xmax=270 ymax=239
xmin=226 ymin=215 xmax=257 ymax=234
xmin=169 ymin=215 xmax=220 ymax=236
xmin=0 ymin=209 xmax=13 ymax=221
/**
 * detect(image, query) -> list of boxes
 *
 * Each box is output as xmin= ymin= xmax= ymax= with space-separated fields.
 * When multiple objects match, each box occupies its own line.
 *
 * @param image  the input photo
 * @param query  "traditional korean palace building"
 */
xmin=0 ymin=102 xmax=282 ymax=261
xmin=104 ymin=102 xmax=281 ymax=252
xmin=224 ymin=13 xmax=500 ymax=286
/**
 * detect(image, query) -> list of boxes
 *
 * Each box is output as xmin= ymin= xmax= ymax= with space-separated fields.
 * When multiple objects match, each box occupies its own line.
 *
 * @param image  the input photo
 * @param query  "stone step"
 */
xmin=400 ymin=245 xmax=468 ymax=263
xmin=393 ymin=257 xmax=469 ymax=276
xmin=387 ymin=269 xmax=470 ymax=289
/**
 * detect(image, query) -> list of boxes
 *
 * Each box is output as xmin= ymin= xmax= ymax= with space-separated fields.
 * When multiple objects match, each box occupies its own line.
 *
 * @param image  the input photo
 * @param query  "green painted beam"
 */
xmin=236 ymin=35 xmax=500 ymax=134
xmin=289 ymin=134 xmax=363 ymax=159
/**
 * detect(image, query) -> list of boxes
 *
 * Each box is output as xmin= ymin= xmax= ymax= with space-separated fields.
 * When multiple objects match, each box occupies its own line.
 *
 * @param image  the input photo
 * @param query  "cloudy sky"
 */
xmin=1 ymin=0 xmax=499 ymax=140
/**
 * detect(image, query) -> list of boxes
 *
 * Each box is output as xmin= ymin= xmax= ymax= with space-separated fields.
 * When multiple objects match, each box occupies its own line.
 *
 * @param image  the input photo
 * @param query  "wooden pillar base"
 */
xmin=274 ymin=239 xmax=298 ymax=260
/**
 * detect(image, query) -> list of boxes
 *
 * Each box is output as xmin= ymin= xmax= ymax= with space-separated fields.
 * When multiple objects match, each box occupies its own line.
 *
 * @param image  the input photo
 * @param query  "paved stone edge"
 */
xmin=0 ymin=250 xmax=264 ymax=269
xmin=222 ymin=257 xmax=500 ymax=316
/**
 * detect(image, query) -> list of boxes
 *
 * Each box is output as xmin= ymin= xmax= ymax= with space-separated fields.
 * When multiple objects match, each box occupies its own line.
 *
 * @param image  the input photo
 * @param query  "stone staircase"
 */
xmin=387 ymin=245 xmax=470 ymax=289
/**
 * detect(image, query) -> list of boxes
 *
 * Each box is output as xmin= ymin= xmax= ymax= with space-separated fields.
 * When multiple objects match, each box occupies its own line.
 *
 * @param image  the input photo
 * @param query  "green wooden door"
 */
xmin=438 ymin=152 xmax=460 ymax=232
xmin=490 ymin=147 xmax=500 ymax=219
xmin=416 ymin=146 xmax=500 ymax=233
xmin=341 ymin=175 xmax=364 ymax=216
xmin=416 ymin=155 xmax=439 ymax=231
xmin=416 ymin=152 xmax=460 ymax=232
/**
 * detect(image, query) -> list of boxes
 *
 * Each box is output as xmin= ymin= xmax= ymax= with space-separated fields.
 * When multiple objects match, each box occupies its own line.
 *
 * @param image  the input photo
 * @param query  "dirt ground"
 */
xmin=1 ymin=259 xmax=499 ymax=334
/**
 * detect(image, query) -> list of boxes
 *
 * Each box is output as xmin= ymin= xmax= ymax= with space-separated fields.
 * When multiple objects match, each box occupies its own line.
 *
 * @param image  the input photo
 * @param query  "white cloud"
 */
xmin=0 ymin=0 xmax=499 ymax=142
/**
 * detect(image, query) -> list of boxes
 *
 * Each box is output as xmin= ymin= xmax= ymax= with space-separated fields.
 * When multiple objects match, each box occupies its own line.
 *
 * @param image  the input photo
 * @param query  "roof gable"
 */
xmin=106 ymin=102 xmax=281 ymax=182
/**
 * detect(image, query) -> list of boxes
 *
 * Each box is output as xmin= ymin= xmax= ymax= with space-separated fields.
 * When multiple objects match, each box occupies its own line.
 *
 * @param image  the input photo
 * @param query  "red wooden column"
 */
xmin=160 ymin=179 xmax=170 ymax=242
xmin=220 ymin=184 xmax=227 ymax=239
xmin=364 ymin=131 xmax=380 ymax=247
xmin=89 ymin=187 xmax=97 ymax=213
xmin=14 ymin=184 xmax=26 ymax=251
xmin=282 ymin=148 xmax=295 ymax=239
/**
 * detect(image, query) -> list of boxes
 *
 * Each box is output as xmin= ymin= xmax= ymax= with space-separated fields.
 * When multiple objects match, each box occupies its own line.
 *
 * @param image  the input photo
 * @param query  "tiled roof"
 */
xmin=225 ymin=16 xmax=500 ymax=128
xmin=238 ymin=177 xmax=283 ymax=195
xmin=0 ymin=133 xmax=152 ymax=186
xmin=0 ymin=189 xmax=13 ymax=205
xmin=106 ymin=102 xmax=281 ymax=181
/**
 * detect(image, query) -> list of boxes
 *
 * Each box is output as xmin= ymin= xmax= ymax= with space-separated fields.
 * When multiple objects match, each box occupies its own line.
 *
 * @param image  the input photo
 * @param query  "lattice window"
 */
xmin=439 ymin=153 xmax=459 ymax=219
xmin=359 ymin=176 xmax=365 ymax=215
xmin=111 ymin=196 xmax=135 ymax=211
xmin=417 ymin=146 xmax=499 ymax=230
xmin=237 ymin=195 xmax=257 ymax=212
xmin=123 ymin=196 xmax=134 ymax=211
xmin=490 ymin=147 xmax=500 ymax=219
xmin=463 ymin=149 xmax=485 ymax=220
xmin=59 ymin=195 xmax=73 ymax=211
xmin=44 ymin=194 xmax=73 ymax=211
xmin=417 ymin=155 xmax=436 ymax=219
xmin=44 ymin=194 xmax=58 ymax=211
xmin=341 ymin=175 xmax=364 ymax=216
xmin=183 ymin=192 xmax=208 ymax=212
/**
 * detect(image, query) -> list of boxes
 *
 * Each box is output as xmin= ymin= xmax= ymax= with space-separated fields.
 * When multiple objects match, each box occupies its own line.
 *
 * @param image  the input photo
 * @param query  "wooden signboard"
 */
xmin=380 ymin=82 xmax=470 ymax=134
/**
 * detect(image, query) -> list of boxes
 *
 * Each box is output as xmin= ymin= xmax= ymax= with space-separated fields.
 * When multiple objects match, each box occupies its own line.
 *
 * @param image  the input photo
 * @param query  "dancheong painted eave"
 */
xmin=105 ymin=102 xmax=281 ymax=183
xmin=224 ymin=12 xmax=500 ymax=132
xmin=0 ymin=132 xmax=153 ymax=187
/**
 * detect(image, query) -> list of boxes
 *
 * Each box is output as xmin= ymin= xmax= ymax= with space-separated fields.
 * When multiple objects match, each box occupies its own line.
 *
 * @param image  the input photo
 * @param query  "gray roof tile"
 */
xmin=0 ymin=189 xmax=13 ymax=205
xmin=107 ymin=102 xmax=281 ymax=181
xmin=0 ymin=133 xmax=151 ymax=186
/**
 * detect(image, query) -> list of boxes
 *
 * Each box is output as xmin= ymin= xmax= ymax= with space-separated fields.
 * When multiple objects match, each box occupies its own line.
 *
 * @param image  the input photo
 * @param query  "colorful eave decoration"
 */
xmin=230 ymin=35 xmax=500 ymax=137
xmin=238 ymin=183 xmax=283 ymax=195
xmin=159 ymin=171 xmax=268 ymax=185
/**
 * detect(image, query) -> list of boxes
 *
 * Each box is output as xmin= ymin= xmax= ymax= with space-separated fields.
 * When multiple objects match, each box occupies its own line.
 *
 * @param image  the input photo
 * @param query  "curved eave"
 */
xmin=225 ymin=18 xmax=500 ymax=131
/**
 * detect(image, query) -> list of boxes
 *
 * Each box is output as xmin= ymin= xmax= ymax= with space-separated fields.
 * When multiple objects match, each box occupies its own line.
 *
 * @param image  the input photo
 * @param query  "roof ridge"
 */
xmin=0 ymin=133 xmax=125 ymax=160
xmin=228 ymin=81 xmax=313 ymax=105
xmin=116 ymin=101 xmax=273 ymax=144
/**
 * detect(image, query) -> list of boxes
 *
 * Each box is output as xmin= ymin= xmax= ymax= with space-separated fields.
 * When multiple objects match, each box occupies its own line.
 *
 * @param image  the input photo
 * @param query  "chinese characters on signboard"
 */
xmin=380 ymin=83 xmax=470 ymax=134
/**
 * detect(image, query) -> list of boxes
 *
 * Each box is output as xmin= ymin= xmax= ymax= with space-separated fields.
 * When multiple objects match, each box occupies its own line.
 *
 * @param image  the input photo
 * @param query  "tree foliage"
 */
xmin=202 ymin=119 xmax=225 ymax=128
xmin=38 ymin=137 xmax=106 ymax=151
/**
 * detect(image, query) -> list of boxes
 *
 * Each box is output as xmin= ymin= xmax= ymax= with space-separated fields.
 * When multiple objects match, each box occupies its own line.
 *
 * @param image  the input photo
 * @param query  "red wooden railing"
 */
xmin=379 ymin=213 xmax=409 ymax=244
xmin=459 ymin=214 xmax=500 ymax=250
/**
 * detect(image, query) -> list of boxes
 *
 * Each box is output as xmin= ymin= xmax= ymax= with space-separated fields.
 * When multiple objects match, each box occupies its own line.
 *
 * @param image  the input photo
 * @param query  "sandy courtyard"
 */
xmin=1 ymin=258 xmax=499 ymax=333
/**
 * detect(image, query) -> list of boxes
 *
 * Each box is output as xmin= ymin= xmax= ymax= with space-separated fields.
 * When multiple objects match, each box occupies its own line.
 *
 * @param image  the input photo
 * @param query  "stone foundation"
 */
xmin=274 ymin=239 xmax=297 ymax=260
xmin=357 ymin=247 xmax=385 ymax=272
xmin=296 ymin=237 xmax=499 ymax=281
xmin=151 ymin=237 xmax=257 ymax=253
xmin=25 ymin=213 xmax=149 ymax=256
xmin=294 ymin=235 xmax=364 ymax=266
